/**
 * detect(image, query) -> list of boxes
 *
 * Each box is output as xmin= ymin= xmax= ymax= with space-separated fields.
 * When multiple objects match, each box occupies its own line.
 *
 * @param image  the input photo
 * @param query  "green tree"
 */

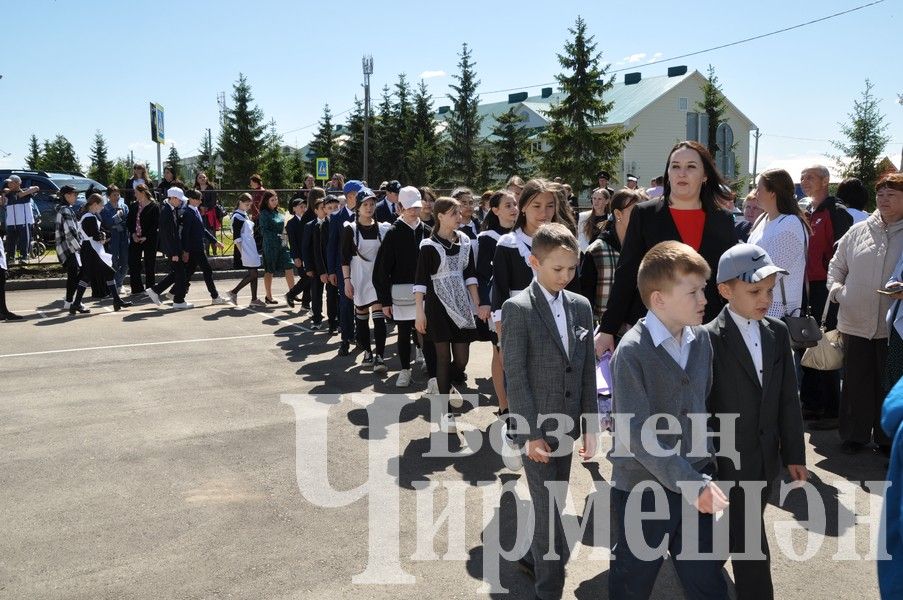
xmin=407 ymin=80 xmax=439 ymax=186
xmin=41 ymin=135 xmax=81 ymax=173
xmin=261 ymin=120 xmax=289 ymax=190
xmin=309 ymin=104 xmax=336 ymax=181
xmin=217 ymin=73 xmax=267 ymax=190
xmin=196 ymin=131 xmax=215 ymax=174
xmin=337 ymin=98 xmax=369 ymax=180
xmin=696 ymin=65 xmax=728 ymax=158
xmin=109 ymin=158 xmax=131 ymax=188
xmin=491 ymin=108 xmax=533 ymax=182
xmin=286 ymin=148 xmax=307 ymax=187
xmin=541 ymin=16 xmax=632 ymax=194
xmin=445 ymin=43 xmax=483 ymax=186
xmin=831 ymin=79 xmax=891 ymax=202
xmin=166 ymin=144 xmax=181 ymax=178
xmin=25 ymin=134 xmax=42 ymax=170
xmin=87 ymin=131 xmax=114 ymax=184
xmin=371 ymin=85 xmax=395 ymax=184
xmin=391 ymin=73 xmax=414 ymax=182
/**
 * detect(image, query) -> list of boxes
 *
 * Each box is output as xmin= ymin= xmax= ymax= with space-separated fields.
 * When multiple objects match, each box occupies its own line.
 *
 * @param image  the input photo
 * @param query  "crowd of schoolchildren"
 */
xmin=3 ymin=141 xmax=903 ymax=599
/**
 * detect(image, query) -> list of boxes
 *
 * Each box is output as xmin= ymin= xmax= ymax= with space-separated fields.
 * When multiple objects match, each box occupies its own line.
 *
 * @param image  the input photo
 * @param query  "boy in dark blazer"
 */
xmin=182 ymin=190 xmax=228 ymax=306
xmin=327 ymin=181 xmax=361 ymax=354
xmin=706 ymin=243 xmax=807 ymax=600
xmin=501 ymin=223 xmax=596 ymax=600
xmin=284 ymin=197 xmax=308 ymax=308
xmin=302 ymin=197 xmax=333 ymax=330
xmin=146 ymin=188 xmax=186 ymax=308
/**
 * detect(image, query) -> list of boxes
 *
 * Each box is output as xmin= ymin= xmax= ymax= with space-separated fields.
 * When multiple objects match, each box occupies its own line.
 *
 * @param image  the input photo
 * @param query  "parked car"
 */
xmin=0 ymin=170 xmax=106 ymax=241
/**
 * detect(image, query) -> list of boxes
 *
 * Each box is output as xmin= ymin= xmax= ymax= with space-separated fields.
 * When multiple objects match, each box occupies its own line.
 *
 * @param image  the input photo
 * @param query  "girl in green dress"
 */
xmin=259 ymin=191 xmax=296 ymax=305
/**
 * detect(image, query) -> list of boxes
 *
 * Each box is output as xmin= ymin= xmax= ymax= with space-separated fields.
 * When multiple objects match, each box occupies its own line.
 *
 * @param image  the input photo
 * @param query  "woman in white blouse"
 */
xmin=748 ymin=168 xmax=811 ymax=318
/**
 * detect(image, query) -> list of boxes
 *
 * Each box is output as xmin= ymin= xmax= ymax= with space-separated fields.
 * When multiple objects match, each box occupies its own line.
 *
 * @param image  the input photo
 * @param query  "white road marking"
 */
xmin=0 ymin=331 xmax=302 ymax=359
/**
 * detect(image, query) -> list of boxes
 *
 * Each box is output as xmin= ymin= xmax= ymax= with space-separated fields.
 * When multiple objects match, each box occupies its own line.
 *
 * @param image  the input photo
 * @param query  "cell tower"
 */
xmin=217 ymin=91 xmax=227 ymax=126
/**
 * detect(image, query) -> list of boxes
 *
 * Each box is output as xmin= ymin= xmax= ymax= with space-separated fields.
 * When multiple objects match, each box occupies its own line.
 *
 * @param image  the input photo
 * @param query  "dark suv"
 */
xmin=0 ymin=170 xmax=107 ymax=241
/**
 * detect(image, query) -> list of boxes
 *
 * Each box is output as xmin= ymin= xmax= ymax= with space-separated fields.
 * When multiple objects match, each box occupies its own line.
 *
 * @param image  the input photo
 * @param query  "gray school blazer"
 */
xmin=501 ymin=279 xmax=597 ymax=444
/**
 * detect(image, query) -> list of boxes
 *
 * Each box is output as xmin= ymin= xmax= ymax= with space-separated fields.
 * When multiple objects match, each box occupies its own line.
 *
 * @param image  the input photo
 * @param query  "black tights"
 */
xmin=64 ymin=255 xmax=80 ymax=302
xmin=0 ymin=268 xmax=8 ymax=314
xmin=434 ymin=341 xmax=469 ymax=396
xmin=231 ymin=268 xmax=258 ymax=300
xmin=356 ymin=308 xmax=386 ymax=356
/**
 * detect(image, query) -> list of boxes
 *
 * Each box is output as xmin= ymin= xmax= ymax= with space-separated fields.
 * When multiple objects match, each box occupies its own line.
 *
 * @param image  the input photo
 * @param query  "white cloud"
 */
xmin=623 ymin=53 xmax=646 ymax=64
xmin=0 ymin=154 xmax=20 ymax=169
xmin=647 ymin=52 xmax=664 ymax=63
xmin=419 ymin=70 xmax=447 ymax=79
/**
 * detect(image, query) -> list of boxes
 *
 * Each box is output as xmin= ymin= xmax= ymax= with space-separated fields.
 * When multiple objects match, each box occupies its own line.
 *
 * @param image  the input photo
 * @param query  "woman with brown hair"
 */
xmin=577 ymin=187 xmax=612 ymax=252
xmin=126 ymin=183 xmax=159 ymax=294
xmin=194 ymin=171 xmax=220 ymax=255
xmin=595 ymin=140 xmax=739 ymax=354
xmin=258 ymin=190 xmax=296 ymax=304
xmin=748 ymin=168 xmax=811 ymax=318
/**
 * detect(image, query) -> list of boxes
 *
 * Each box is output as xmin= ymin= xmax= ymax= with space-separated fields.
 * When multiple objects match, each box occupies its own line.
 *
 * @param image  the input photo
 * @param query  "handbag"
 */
xmin=801 ymin=300 xmax=844 ymax=370
xmin=391 ymin=283 xmax=415 ymax=307
xmin=779 ymin=276 xmax=822 ymax=350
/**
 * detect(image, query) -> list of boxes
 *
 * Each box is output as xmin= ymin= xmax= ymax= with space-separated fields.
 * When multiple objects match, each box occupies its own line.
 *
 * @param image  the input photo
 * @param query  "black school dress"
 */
xmin=415 ymin=231 xmax=479 ymax=344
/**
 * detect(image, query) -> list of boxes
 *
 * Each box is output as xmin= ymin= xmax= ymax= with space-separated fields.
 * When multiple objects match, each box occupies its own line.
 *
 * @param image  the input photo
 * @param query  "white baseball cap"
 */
xmin=398 ymin=186 xmax=422 ymax=209
xmin=167 ymin=187 xmax=185 ymax=202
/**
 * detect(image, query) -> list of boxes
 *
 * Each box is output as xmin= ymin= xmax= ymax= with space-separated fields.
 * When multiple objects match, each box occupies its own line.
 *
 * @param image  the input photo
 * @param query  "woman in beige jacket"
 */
xmin=828 ymin=173 xmax=903 ymax=455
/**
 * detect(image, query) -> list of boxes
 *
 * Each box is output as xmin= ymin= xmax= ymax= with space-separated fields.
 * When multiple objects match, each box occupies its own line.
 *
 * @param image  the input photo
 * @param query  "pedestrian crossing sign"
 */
xmin=316 ymin=158 xmax=329 ymax=181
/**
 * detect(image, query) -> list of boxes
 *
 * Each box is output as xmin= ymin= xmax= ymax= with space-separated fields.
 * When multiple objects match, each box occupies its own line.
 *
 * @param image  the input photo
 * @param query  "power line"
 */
xmin=766 ymin=133 xmax=901 ymax=145
xmin=478 ymin=0 xmax=886 ymax=96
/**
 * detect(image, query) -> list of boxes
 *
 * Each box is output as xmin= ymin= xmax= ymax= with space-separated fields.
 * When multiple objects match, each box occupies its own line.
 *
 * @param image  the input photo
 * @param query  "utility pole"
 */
xmin=751 ymin=129 xmax=761 ymax=189
xmin=362 ymin=55 xmax=373 ymax=182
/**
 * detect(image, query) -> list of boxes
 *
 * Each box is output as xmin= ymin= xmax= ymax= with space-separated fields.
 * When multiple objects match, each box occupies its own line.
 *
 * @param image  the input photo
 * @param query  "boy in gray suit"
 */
xmin=501 ymin=223 xmax=597 ymax=600
xmin=707 ymin=243 xmax=807 ymax=600
xmin=609 ymin=240 xmax=729 ymax=600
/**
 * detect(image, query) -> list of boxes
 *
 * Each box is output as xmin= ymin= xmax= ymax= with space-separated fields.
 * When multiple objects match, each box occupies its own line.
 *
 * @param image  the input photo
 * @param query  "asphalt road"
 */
xmin=0 ymin=280 xmax=886 ymax=599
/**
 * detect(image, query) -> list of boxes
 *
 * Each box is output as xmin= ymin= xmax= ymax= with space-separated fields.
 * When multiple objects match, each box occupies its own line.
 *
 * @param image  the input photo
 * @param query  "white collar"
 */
xmin=400 ymin=217 xmax=421 ymax=231
xmin=645 ymin=310 xmax=696 ymax=349
xmin=727 ymin=307 xmax=762 ymax=333
xmin=515 ymin=228 xmax=533 ymax=246
xmin=536 ymin=280 xmax=562 ymax=305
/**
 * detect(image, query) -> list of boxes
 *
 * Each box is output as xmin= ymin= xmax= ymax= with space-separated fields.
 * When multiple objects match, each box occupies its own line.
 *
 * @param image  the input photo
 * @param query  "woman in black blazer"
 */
xmin=126 ymin=183 xmax=160 ymax=294
xmin=596 ymin=140 xmax=738 ymax=353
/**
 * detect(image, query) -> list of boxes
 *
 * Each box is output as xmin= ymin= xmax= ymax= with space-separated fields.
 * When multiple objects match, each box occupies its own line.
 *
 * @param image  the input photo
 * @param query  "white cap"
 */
xmin=167 ymin=187 xmax=185 ymax=202
xmin=398 ymin=186 xmax=422 ymax=209
xmin=8 ymin=175 xmax=21 ymax=184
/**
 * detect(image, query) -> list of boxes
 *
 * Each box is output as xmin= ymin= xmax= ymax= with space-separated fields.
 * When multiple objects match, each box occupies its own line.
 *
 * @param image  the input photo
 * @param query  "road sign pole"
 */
xmin=156 ymin=143 xmax=162 ymax=182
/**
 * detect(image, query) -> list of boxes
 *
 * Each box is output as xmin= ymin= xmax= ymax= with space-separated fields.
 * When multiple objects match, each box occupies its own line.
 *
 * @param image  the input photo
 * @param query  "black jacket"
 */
xmin=180 ymin=207 xmax=214 ymax=255
xmin=126 ymin=200 xmax=160 ymax=241
xmin=157 ymin=202 xmax=182 ymax=258
xmin=705 ymin=308 xmax=806 ymax=484
xmin=304 ymin=218 xmax=329 ymax=276
xmin=599 ymin=198 xmax=738 ymax=334
xmin=375 ymin=198 xmax=399 ymax=223
xmin=285 ymin=215 xmax=305 ymax=261
xmin=373 ymin=219 xmax=431 ymax=306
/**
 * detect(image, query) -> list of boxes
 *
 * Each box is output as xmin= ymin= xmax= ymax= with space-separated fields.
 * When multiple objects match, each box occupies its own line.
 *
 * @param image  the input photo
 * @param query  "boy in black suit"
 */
xmin=146 ymin=187 xmax=187 ymax=308
xmin=706 ymin=243 xmax=808 ymax=600
xmin=306 ymin=196 xmax=338 ymax=331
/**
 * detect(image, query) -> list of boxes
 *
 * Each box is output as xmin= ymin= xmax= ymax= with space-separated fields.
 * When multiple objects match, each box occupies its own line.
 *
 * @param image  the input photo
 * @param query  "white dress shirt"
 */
xmin=538 ymin=282 xmax=568 ymax=357
xmin=727 ymin=308 xmax=764 ymax=385
xmin=644 ymin=310 xmax=696 ymax=370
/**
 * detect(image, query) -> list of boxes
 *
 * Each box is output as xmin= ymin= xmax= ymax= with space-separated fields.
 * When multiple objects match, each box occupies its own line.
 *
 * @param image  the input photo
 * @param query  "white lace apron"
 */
xmin=426 ymin=232 xmax=476 ymax=330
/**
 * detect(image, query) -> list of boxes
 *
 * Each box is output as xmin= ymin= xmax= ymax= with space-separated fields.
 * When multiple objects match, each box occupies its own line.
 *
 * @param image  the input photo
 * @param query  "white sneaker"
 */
xmin=145 ymin=289 xmax=162 ymax=306
xmin=212 ymin=296 xmax=231 ymax=305
xmin=500 ymin=421 xmax=524 ymax=471
xmin=396 ymin=369 xmax=412 ymax=387
xmin=227 ymin=291 xmax=238 ymax=305
xmin=172 ymin=302 xmax=194 ymax=310
xmin=440 ymin=413 xmax=457 ymax=434
xmin=425 ymin=377 xmax=439 ymax=396
xmin=118 ymin=286 xmax=128 ymax=296
xmin=63 ymin=301 xmax=72 ymax=310
xmin=448 ymin=386 xmax=464 ymax=409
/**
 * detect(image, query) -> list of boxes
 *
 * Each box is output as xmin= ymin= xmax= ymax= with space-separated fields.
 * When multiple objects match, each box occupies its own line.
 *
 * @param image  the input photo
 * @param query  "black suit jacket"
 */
xmin=308 ymin=219 xmax=329 ymax=276
xmin=285 ymin=216 xmax=304 ymax=261
xmin=126 ymin=200 xmax=159 ymax=240
xmin=157 ymin=202 xmax=182 ymax=258
xmin=599 ymin=198 xmax=738 ymax=334
xmin=705 ymin=307 xmax=806 ymax=485
xmin=375 ymin=199 xmax=398 ymax=223
xmin=180 ymin=207 xmax=212 ymax=255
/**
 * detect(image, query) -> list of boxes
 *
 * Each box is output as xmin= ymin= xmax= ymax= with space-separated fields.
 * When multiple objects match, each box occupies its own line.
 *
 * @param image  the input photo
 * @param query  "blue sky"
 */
xmin=2 ymin=0 xmax=900 ymax=180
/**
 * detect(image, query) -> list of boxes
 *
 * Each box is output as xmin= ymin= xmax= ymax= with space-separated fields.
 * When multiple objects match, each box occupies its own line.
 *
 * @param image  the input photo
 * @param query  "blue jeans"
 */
xmin=108 ymin=230 xmax=129 ymax=287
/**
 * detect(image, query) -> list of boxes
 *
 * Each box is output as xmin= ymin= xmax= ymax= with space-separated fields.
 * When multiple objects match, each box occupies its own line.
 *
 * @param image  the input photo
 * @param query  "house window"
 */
xmin=678 ymin=97 xmax=688 ymax=111
xmin=686 ymin=112 xmax=698 ymax=141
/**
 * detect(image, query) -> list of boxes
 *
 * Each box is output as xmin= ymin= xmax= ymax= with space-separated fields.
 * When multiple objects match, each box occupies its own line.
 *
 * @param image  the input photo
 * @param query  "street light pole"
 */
xmin=362 ymin=55 xmax=373 ymax=182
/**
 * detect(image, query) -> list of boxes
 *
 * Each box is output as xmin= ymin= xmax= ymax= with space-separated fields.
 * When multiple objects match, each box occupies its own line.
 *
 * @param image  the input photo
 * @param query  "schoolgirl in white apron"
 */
xmin=227 ymin=195 xmax=264 ymax=306
xmin=341 ymin=193 xmax=392 ymax=372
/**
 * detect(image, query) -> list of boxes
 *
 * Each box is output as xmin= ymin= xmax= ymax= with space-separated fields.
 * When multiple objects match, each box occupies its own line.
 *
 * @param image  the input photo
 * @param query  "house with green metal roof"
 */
xmin=436 ymin=67 xmax=757 ymax=189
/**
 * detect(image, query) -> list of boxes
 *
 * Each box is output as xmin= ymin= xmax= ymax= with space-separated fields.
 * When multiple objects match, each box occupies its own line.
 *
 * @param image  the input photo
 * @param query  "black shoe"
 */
xmin=301 ymin=301 xmax=311 ymax=311
xmin=810 ymin=417 xmax=839 ymax=431
xmin=69 ymin=304 xmax=90 ymax=315
xmin=338 ymin=341 xmax=350 ymax=357
xmin=265 ymin=296 xmax=278 ymax=305
xmin=114 ymin=299 xmax=132 ymax=312
xmin=841 ymin=440 xmax=864 ymax=455
xmin=514 ymin=557 xmax=535 ymax=580
xmin=284 ymin=294 xmax=296 ymax=308
xmin=2 ymin=312 xmax=23 ymax=321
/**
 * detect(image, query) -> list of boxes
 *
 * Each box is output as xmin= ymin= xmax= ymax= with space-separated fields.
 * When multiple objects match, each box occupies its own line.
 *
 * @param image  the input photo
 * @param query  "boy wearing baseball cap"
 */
xmin=705 ymin=243 xmax=807 ymax=599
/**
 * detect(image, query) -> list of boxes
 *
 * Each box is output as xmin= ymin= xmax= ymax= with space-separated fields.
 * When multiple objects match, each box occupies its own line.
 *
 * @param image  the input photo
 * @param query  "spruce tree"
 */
xmin=541 ymin=16 xmax=631 ymax=194
xmin=407 ymin=80 xmax=439 ymax=185
xmin=831 ymin=79 xmax=891 ymax=202
xmin=697 ymin=65 xmax=728 ymax=158
xmin=87 ymin=131 xmax=114 ymax=184
xmin=261 ymin=120 xmax=288 ymax=190
xmin=196 ymin=131 xmax=215 ymax=174
xmin=392 ymin=73 xmax=414 ymax=182
xmin=309 ymin=104 xmax=336 ymax=181
xmin=372 ymin=85 xmax=395 ymax=184
xmin=491 ymin=108 xmax=532 ymax=182
xmin=337 ymin=98 xmax=368 ymax=180
xmin=445 ymin=43 xmax=483 ymax=187
xmin=41 ymin=135 xmax=81 ymax=173
xmin=25 ymin=134 xmax=43 ymax=170
xmin=166 ymin=144 xmax=181 ymax=178
xmin=217 ymin=73 xmax=267 ymax=190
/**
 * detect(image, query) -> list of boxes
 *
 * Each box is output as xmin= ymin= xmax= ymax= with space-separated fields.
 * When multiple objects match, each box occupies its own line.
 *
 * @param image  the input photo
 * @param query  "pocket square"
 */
xmin=575 ymin=325 xmax=589 ymax=341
